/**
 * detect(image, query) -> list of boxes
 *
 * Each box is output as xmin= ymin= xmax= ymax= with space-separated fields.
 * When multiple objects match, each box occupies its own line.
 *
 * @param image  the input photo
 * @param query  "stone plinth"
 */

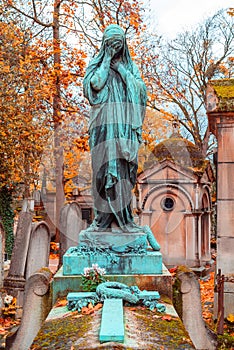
xmin=52 ymin=264 xmax=172 ymax=304
xmin=63 ymin=247 xmax=162 ymax=275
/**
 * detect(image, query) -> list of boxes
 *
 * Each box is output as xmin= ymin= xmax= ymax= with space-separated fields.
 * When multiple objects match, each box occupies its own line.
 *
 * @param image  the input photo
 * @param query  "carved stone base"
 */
xmin=4 ymin=275 xmax=26 ymax=306
xmin=78 ymin=229 xmax=148 ymax=252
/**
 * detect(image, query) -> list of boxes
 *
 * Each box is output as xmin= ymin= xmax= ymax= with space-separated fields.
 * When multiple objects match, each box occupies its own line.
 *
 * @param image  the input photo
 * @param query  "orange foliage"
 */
xmin=199 ymin=272 xmax=215 ymax=327
xmin=0 ymin=21 xmax=52 ymax=192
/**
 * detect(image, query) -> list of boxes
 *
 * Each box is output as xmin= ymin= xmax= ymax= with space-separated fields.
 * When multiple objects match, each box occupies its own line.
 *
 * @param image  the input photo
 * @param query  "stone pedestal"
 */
xmin=63 ymin=229 xmax=162 ymax=275
xmin=206 ymin=78 xmax=234 ymax=317
xmin=63 ymin=229 xmax=161 ymax=274
xmin=63 ymin=247 xmax=162 ymax=275
xmin=53 ymin=227 xmax=170 ymax=303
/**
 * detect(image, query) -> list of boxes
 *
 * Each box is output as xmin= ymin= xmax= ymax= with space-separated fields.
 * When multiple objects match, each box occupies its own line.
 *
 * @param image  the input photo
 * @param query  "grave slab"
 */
xmin=30 ymin=300 xmax=195 ymax=349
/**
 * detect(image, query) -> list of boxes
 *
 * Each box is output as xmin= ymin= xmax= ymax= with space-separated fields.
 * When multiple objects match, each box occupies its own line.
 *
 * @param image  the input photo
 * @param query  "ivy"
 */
xmin=0 ymin=187 xmax=14 ymax=258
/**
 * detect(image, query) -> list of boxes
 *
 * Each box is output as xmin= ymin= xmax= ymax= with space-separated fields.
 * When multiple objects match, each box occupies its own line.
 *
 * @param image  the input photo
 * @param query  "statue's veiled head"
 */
xmin=102 ymin=24 xmax=126 ymax=57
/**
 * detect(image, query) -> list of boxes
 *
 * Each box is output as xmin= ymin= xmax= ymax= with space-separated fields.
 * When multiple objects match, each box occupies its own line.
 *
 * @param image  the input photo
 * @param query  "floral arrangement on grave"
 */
xmin=81 ymin=264 xmax=107 ymax=292
xmin=2 ymin=295 xmax=18 ymax=318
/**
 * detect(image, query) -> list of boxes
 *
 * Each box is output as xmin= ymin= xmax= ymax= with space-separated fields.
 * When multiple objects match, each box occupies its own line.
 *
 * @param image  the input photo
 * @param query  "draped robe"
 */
xmin=83 ymin=25 xmax=147 ymax=230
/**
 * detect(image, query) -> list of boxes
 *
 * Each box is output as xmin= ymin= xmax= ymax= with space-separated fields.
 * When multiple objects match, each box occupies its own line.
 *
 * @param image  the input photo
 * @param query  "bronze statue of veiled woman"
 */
xmin=83 ymin=24 xmax=147 ymax=232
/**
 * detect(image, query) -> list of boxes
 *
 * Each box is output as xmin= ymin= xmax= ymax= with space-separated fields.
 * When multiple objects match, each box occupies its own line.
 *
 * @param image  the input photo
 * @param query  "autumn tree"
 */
xmin=0 ymin=20 xmax=52 ymax=191
xmin=146 ymin=9 xmax=234 ymax=157
xmin=2 ymin=0 xmax=88 ymax=242
xmin=1 ymin=0 xmax=170 ymax=245
xmin=0 ymin=15 xmax=54 ymax=253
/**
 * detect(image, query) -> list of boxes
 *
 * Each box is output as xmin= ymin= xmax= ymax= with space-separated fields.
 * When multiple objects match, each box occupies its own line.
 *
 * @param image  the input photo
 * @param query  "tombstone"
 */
xmin=60 ymin=202 xmax=83 ymax=257
xmin=175 ymin=270 xmax=216 ymax=350
xmin=4 ymin=211 xmax=33 ymax=303
xmin=0 ymin=222 xmax=5 ymax=288
xmin=6 ymin=268 xmax=52 ymax=350
xmin=25 ymin=222 xmax=51 ymax=280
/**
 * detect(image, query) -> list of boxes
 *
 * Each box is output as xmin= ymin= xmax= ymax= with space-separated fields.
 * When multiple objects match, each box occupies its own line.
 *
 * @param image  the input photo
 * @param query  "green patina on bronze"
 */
xmin=83 ymin=24 xmax=147 ymax=232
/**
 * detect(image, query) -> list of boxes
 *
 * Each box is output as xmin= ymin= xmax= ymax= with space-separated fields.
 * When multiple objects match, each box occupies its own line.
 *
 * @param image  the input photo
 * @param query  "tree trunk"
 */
xmin=53 ymin=1 xmax=64 ymax=244
xmin=201 ymin=126 xmax=211 ymax=158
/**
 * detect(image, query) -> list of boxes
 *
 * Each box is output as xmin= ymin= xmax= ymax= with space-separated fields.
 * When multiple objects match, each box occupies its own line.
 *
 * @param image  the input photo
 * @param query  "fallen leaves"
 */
xmin=161 ymin=315 xmax=172 ymax=322
xmin=168 ymin=266 xmax=178 ymax=276
xmin=55 ymin=299 xmax=67 ymax=307
xmin=81 ymin=302 xmax=103 ymax=315
xmin=0 ymin=316 xmax=20 ymax=335
xmin=199 ymin=272 xmax=214 ymax=327
xmin=227 ymin=314 xmax=234 ymax=323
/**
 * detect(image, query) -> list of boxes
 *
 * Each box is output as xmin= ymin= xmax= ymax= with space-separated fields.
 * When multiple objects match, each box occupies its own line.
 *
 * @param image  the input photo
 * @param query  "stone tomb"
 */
xmin=137 ymin=138 xmax=215 ymax=269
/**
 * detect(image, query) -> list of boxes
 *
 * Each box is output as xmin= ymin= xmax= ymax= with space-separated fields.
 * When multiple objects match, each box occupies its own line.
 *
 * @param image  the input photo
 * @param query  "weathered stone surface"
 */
xmin=63 ymin=247 xmax=162 ymax=276
xmin=7 ymin=212 xmax=32 ymax=277
xmin=206 ymin=78 xmax=234 ymax=114
xmin=138 ymin=159 xmax=214 ymax=269
xmin=60 ymin=202 xmax=83 ymax=257
xmin=176 ymin=270 xmax=216 ymax=350
xmin=25 ymin=222 xmax=50 ymax=279
xmin=216 ymin=237 xmax=234 ymax=276
xmin=218 ymin=163 xmax=234 ymax=199
xmin=218 ymin=125 xmax=234 ymax=162
xmin=4 ymin=211 xmax=33 ymax=298
xmin=217 ymin=200 xmax=234 ymax=237
xmin=6 ymin=268 xmax=52 ymax=350
xmin=30 ymin=302 xmax=195 ymax=349
xmin=206 ymin=79 xmax=234 ymax=318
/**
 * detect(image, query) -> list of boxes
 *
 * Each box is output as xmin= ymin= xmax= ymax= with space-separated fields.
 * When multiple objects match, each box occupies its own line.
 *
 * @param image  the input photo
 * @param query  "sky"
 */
xmin=145 ymin=0 xmax=234 ymax=38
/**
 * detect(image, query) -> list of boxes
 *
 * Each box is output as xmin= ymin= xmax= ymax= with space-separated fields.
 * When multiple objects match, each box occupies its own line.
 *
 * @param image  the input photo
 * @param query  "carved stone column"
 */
xmin=206 ymin=78 xmax=234 ymax=317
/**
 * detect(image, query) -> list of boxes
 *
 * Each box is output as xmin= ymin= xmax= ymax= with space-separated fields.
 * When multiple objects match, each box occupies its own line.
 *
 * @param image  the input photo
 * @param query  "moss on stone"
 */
xmin=30 ymin=313 xmax=93 ymax=349
xmin=145 ymin=136 xmax=207 ymax=173
xmin=210 ymin=79 xmax=234 ymax=99
xmin=133 ymin=308 xmax=194 ymax=349
xmin=217 ymin=333 xmax=234 ymax=349
xmin=209 ymin=78 xmax=234 ymax=112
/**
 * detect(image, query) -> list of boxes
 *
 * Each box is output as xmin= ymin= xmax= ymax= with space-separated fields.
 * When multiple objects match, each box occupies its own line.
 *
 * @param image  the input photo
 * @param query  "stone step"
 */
xmin=99 ymin=299 xmax=124 ymax=343
xmin=52 ymin=265 xmax=172 ymax=304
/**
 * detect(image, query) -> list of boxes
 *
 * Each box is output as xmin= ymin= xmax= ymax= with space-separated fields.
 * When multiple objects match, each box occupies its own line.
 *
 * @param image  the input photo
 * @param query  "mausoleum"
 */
xmin=137 ymin=127 xmax=215 ymax=269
